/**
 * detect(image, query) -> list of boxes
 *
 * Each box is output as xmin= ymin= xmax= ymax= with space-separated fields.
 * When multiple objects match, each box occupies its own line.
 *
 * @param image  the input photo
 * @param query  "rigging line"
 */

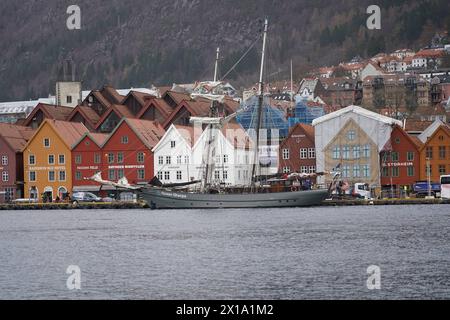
xmin=220 ymin=34 xmax=262 ymax=81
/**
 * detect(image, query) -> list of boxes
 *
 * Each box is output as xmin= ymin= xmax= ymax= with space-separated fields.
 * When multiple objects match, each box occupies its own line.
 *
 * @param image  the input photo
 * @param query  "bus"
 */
xmin=441 ymin=175 xmax=450 ymax=199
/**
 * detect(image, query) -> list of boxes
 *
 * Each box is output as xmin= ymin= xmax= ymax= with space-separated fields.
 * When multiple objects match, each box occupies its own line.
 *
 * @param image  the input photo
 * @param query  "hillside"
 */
xmin=0 ymin=0 xmax=449 ymax=101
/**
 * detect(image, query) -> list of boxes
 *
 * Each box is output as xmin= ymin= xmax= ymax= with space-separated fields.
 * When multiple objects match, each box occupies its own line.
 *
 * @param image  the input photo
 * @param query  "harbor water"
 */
xmin=0 ymin=205 xmax=449 ymax=299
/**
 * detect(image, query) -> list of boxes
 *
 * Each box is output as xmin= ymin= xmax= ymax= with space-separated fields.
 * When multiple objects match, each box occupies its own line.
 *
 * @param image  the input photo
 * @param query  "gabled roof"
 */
xmin=22 ymin=103 xmax=74 ymax=126
xmin=163 ymin=90 xmax=191 ymax=106
xmin=0 ymin=123 xmax=34 ymax=152
xmin=162 ymin=99 xmax=212 ymax=128
xmin=100 ymin=85 xmax=125 ymax=104
xmin=101 ymin=118 xmax=165 ymax=150
xmin=23 ymin=119 xmax=89 ymax=151
xmin=95 ymin=104 xmax=136 ymax=130
xmin=72 ymin=131 xmax=109 ymax=149
xmin=404 ymin=119 xmax=433 ymax=133
xmin=67 ymin=105 xmax=101 ymax=127
xmin=121 ymin=90 xmax=156 ymax=108
xmin=392 ymin=124 xmax=423 ymax=150
xmin=418 ymin=119 xmax=448 ymax=143
xmin=152 ymin=124 xmax=198 ymax=152
xmin=312 ymin=105 xmax=402 ymax=127
xmin=137 ymin=98 xmax=173 ymax=119
xmin=83 ymin=90 xmax=112 ymax=109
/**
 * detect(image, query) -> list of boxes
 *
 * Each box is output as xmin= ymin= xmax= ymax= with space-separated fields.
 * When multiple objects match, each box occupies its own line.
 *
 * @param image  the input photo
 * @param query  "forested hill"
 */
xmin=0 ymin=0 xmax=449 ymax=101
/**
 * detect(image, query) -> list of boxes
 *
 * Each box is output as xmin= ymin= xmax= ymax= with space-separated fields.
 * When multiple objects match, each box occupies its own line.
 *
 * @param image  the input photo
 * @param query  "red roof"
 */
xmin=404 ymin=119 xmax=434 ymax=132
xmin=29 ymin=120 xmax=91 ymax=149
xmin=67 ymin=105 xmax=101 ymax=127
xmin=137 ymin=98 xmax=173 ymax=119
xmin=95 ymin=104 xmax=136 ymax=130
xmin=281 ymin=123 xmax=315 ymax=148
xmin=23 ymin=103 xmax=74 ymax=126
xmin=0 ymin=123 xmax=34 ymax=152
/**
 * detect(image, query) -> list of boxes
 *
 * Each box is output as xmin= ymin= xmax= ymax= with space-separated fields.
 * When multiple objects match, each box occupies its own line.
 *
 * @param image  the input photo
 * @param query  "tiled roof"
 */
xmin=124 ymin=118 xmax=166 ymax=149
xmin=95 ymin=104 xmax=136 ymax=130
xmin=46 ymin=120 xmax=90 ymax=148
xmin=23 ymin=103 xmax=74 ymax=126
xmin=0 ymin=123 xmax=34 ymax=152
xmin=68 ymin=105 xmax=101 ymax=126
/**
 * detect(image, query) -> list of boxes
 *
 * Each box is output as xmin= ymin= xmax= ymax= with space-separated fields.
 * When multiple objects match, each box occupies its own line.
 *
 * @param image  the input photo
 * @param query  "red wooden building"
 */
xmin=100 ymin=118 xmax=165 ymax=187
xmin=380 ymin=124 xmax=423 ymax=195
xmin=71 ymin=118 xmax=165 ymax=196
xmin=0 ymin=123 xmax=34 ymax=202
xmin=279 ymin=123 xmax=317 ymax=176
xmin=71 ymin=132 xmax=108 ymax=194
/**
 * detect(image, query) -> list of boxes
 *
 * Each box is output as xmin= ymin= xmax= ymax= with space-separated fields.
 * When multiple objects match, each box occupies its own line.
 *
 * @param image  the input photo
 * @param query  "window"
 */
xmin=74 ymin=154 xmax=81 ymax=164
xmin=137 ymin=152 xmax=145 ymax=163
xmin=165 ymin=156 xmax=171 ymax=165
xmin=43 ymin=138 xmax=50 ymax=148
xmin=75 ymin=171 xmax=82 ymax=180
xmin=185 ymin=156 xmax=190 ymax=164
xmin=395 ymin=138 xmax=400 ymax=144
xmin=282 ymin=149 xmax=290 ymax=160
xmin=381 ymin=166 xmax=389 ymax=177
xmin=342 ymin=145 xmax=350 ymax=159
xmin=171 ymin=141 xmax=176 ymax=148
xmin=48 ymin=154 xmax=56 ymax=165
xmin=158 ymin=156 xmax=164 ymax=165
xmin=108 ymin=169 xmax=116 ymax=180
xmin=176 ymin=171 xmax=182 ymax=180
xmin=407 ymin=152 xmax=414 ymax=161
xmin=157 ymin=172 xmax=163 ymax=180
xmin=1 ymin=156 xmax=8 ymax=166
xmin=164 ymin=171 xmax=170 ymax=180
xmin=308 ymin=148 xmax=316 ymax=159
xmin=353 ymin=165 xmax=361 ymax=178
xmin=137 ymin=169 xmax=145 ymax=180
xmin=214 ymin=171 xmax=220 ymax=180
xmin=94 ymin=153 xmax=101 ymax=164
xmin=300 ymin=148 xmax=307 ymax=159
xmin=407 ymin=166 xmax=414 ymax=177
xmin=332 ymin=146 xmax=340 ymax=160
xmin=121 ymin=136 xmax=129 ymax=144
xmin=66 ymin=95 xmax=72 ymax=104
xmin=347 ymin=130 xmax=356 ymax=141
xmin=391 ymin=152 xmax=399 ymax=162
xmin=426 ymin=147 xmax=433 ymax=159
xmin=117 ymin=152 xmax=124 ymax=164
xmin=2 ymin=171 xmax=8 ymax=182
xmin=363 ymin=144 xmax=371 ymax=158
xmin=117 ymin=169 xmax=124 ymax=179
xmin=29 ymin=155 xmax=36 ymax=165
xmin=342 ymin=165 xmax=350 ymax=178
xmin=283 ymin=167 xmax=291 ymax=174
xmin=108 ymin=153 xmax=114 ymax=164
xmin=177 ymin=156 xmax=182 ymax=164
xmin=59 ymin=171 xmax=66 ymax=181
xmin=301 ymin=166 xmax=308 ymax=173
xmin=309 ymin=166 xmax=316 ymax=174
xmin=439 ymin=165 xmax=446 ymax=175
xmin=439 ymin=146 xmax=446 ymax=159
xmin=362 ymin=165 xmax=370 ymax=177
xmin=353 ymin=146 xmax=361 ymax=159
xmin=29 ymin=171 xmax=36 ymax=182
xmin=59 ymin=155 xmax=65 ymax=164
xmin=223 ymin=155 xmax=229 ymax=164
xmin=392 ymin=167 xmax=399 ymax=177
xmin=48 ymin=171 xmax=55 ymax=182
xmin=223 ymin=171 xmax=228 ymax=180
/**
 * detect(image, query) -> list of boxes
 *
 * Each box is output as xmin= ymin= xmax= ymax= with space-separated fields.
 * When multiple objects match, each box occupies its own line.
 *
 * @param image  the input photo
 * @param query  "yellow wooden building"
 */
xmin=22 ymin=119 xmax=89 ymax=201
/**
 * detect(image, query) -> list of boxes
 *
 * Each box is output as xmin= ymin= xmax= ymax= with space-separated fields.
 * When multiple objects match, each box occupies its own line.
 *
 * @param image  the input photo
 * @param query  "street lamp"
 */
xmin=426 ymin=157 xmax=432 ymax=198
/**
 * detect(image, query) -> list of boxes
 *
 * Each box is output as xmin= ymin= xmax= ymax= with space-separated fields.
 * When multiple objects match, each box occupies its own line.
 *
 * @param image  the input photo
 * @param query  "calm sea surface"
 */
xmin=0 ymin=205 xmax=449 ymax=300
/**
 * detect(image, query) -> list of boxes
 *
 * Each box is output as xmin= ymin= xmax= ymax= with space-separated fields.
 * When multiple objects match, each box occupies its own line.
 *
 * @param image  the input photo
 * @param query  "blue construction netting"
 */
xmin=287 ymin=96 xmax=325 ymax=127
xmin=236 ymin=96 xmax=289 ymax=138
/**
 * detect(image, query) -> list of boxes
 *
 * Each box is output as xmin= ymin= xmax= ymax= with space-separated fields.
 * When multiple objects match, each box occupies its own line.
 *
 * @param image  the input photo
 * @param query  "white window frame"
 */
xmin=43 ymin=138 xmax=50 ymax=148
xmin=2 ymin=171 xmax=9 ymax=182
xmin=48 ymin=171 xmax=55 ymax=182
xmin=282 ymin=149 xmax=290 ymax=160
xmin=308 ymin=148 xmax=316 ymax=159
xmin=29 ymin=171 xmax=36 ymax=182
xmin=1 ymin=155 xmax=8 ymax=166
xmin=58 ymin=154 xmax=65 ymax=165
xmin=59 ymin=170 xmax=66 ymax=182
xmin=29 ymin=154 xmax=36 ymax=165
xmin=300 ymin=148 xmax=308 ymax=159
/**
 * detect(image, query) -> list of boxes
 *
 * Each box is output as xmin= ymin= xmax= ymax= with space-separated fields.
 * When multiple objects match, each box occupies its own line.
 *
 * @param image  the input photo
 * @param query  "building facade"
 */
xmin=23 ymin=120 xmax=89 ymax=201
xmin=313 ymin=106 xmax=402 ymax=194
xmin=380 ymin=125 xmax=422 ymax=195
xmin=279 ymin=123 xmax=316 ymax=176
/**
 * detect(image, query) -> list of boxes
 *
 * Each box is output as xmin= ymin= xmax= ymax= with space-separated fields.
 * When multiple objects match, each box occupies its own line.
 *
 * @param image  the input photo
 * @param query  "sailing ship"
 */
xmin=89 ymin=19 xmax=330 ymax=209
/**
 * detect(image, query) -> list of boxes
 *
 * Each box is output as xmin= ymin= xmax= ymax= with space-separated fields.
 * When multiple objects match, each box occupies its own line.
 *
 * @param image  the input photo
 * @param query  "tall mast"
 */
xmin=290 ymin=59 xmax=294 ymax=105
xmin=201 ymin=47 xmax=221 ymax=192
xmin=251 ymin=19 xmax=268 ymax=189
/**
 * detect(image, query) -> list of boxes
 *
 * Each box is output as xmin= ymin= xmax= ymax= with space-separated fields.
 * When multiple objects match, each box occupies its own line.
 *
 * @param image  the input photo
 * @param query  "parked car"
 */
xmin=71 ymin=192 xmax=102 ymax=204
xmin=413 ymin=181 xmax=441 ymax=198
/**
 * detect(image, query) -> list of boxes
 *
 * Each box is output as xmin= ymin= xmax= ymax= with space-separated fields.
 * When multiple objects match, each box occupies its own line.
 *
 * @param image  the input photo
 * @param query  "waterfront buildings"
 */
xmin=279 ymin=123 xmax=316 ymax=177
xmin=0 ymin=124 xmax=34 ymax=202
xmin=313 ymin=106 xmax=402 ymax=195
xmin=22 ymin=120 xmax=90 ymax=201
